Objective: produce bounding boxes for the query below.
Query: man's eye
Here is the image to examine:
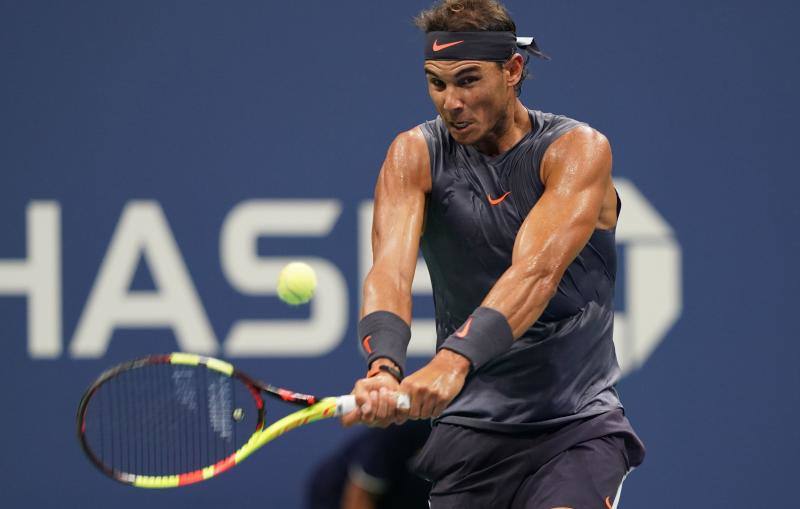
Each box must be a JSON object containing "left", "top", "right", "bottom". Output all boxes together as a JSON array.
[
  {"left": 430, "top": 79, "right": 445, "bottom": 88},
  {"left": 459, "top": 76, "right": 479, "bottom": 86}
]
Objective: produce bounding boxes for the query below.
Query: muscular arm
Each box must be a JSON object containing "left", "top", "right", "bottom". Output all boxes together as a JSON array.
[
  {"left": 342, "top": 128, "right": 430, "bottom": 427},
  {"left": 482, "top": 126, "right": 617, "bottom": 337},
  {"left": 361, "top": 128, "right": 431, "bottom": 324}
]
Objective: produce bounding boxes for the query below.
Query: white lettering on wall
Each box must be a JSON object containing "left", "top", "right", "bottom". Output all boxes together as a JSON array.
[
  {"left": 69, "top": 201, "right": 217, "bottom": 357},
  {"left": 0, "top": 202, "right": 61, "bottom": 358},
  {"left": 221, "top": 200, "right": 347, "bottom": 356},
  {"left": 614, "top": 178, "right": 682, "bottom": 375}
]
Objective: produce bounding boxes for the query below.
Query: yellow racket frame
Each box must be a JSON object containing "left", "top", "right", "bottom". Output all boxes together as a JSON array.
[{"left": 78, "top": 353, "right": 351, "bottom": 489}]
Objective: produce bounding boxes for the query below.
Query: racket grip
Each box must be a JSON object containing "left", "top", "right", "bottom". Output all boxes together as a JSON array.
[
  {"left": 395, "top": 393, "right": 410, "bottom": 410},
  {"left": 336, "top": 393, "right": 411, "bottom": 416},
  {"left": 336, "top": 395, "right": 357, "bottom": 416}
]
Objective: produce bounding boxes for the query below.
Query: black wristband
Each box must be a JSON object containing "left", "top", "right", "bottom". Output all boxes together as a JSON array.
[
  {"left": 367, "top": 364, "right": 403, "bottom": 383},
  {"left": 358, "top": 311, "right": 411, "bottom": 377},
  {"left": 438, "top": 307, "right": 514, "bottom": 371},
  {"left": 379, "top": 364, "right": 402, "bottom": 382}
]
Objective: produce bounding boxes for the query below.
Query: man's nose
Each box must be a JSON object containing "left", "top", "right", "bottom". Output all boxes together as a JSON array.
[{"left": 442, "top": 89, "right": 464, "bottom": 112}]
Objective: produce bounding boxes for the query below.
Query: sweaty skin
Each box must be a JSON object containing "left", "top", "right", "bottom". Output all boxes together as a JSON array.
[{"left": 343, "top": 54, "right": 618, "bottom": 428}]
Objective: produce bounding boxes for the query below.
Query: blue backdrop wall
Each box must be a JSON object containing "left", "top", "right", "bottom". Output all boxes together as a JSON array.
[{"left": 1, "top": 1, "right": 798, "bottom": 507}]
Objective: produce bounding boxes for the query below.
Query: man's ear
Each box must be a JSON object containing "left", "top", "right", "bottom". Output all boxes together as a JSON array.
[{"left": 505, "top": 53, "right": 525, "bottom": 88}]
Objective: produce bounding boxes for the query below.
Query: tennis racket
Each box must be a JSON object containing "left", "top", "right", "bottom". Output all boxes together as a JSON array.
[{"left": 76, "top": 352, "right": 409, "bottom": 488}]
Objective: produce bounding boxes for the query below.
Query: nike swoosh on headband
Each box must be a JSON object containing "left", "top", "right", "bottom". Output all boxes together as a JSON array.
[{"left": 432, "top": 39, "right": 465, "bottom": 51}]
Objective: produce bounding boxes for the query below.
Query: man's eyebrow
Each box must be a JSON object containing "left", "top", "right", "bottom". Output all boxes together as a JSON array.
[
  {"left": 454, "top": 65, "right": 482, "bottom": 77},
  {"left": 424, "top": 65, "right": 482, "bottom": 78}
]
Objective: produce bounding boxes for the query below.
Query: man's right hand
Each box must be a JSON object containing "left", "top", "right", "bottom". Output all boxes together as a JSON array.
[{"left": 342, "top": 361, "right": 406, "bottom": 428}]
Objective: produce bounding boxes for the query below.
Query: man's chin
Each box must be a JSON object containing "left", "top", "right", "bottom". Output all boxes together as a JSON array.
[{"left": 447, "top": 126, "right": 480, "bottom": 145}]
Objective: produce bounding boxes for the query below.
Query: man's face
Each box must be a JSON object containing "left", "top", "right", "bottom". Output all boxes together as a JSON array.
[{"left": 424, "top": 59, "right": 513, "bottom": 145}]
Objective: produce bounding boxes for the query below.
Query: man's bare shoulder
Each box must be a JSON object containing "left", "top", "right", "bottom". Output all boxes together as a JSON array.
[
  {"left": 540, "top": 125, "right": 612, "bottom": 184},
  {"left": 381, "top": 127, "right": 431, "bottom": 192},
  {"left": 388, "top": 126, "right": 429, "bottom": 159}
]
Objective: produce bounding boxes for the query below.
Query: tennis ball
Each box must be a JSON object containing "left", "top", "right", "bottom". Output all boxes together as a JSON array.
[{"left": 277, "top": 262, "right": 317, "bottom": 305}]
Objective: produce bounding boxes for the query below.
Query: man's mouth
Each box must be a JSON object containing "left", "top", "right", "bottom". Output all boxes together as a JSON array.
[{"left": 450, "top": 121, "right": 471, "bottom": 131}]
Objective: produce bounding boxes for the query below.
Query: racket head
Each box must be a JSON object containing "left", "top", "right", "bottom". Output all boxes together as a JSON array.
[{"left": 76, "top": 353, "right": 266, "bottom": 488}]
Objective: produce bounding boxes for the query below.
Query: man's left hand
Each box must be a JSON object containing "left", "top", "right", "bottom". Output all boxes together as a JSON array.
[{"left": 398, "top": 349, "right": 471, "bottom": 421}]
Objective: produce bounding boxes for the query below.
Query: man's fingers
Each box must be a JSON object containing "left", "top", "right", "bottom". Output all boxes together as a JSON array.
[
  {"left": 393, "top": 392, "right": 410, "bottom": 425},
  {"left": 419, "top": 394, "right": 438, "bottom": 419},
  {"left": 375, "top": 387, "right": 391, "bottom": 420},
  {"left": 400, "top": 380, "right": 430, "bottom": 420},
  {"left": 345, "top": 374, "right": 403, "bottom": 427},
  {"left": 340, "top": 408, "right": 361, "bottom": 427},
  {"left": 409, "top": 390, "right": 426, "bottom": 420},
  {"left": 431, "top": 400, "right": 448, "bottom": 419},
  {"left": 361, "top": 397, "right": 375, "bottom": 421}
]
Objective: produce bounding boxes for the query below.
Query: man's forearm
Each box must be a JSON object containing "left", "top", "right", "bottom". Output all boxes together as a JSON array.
[
  {"left": 481, "top": 262, "right": 559, "bottom": 338},
  {"left": 361, "top": 265, "right": 413, "bottom": 322}
]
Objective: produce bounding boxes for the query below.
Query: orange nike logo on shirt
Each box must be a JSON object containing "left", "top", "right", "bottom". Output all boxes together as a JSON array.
[
  {"left": 605, "top": 496, "right": 614, "bottom": 509},
  {"left": 432, "top": 39, "right": 464, "bottom": 51},
  {"left": 487, "top": 191, "right": 511, "bottom": 205},
  {"left": 455, "top": 317, "right": 473, "bottom": 338}
]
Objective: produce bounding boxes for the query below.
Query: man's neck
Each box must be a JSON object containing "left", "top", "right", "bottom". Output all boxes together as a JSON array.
[{"left": 473, "top": 100, "right": 531, "bottom": 157}]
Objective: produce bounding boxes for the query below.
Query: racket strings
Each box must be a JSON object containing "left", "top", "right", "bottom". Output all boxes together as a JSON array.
[{"left": 82, "top": 363, "right": 261, "bottom": 477}]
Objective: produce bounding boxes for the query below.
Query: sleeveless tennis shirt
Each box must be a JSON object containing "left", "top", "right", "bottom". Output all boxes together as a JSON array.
[{"left": 419, "top": 109, "right": 624, "bottom": 432}]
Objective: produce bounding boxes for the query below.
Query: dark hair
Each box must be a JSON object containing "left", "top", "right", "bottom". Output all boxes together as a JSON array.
[{"left": 415, "top": 0, "right": 528, "bottom": 94}]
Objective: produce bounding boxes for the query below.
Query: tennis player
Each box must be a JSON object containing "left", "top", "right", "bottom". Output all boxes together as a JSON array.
[{"left": 343, "top": 1, "right": 645, "bottom": 507}]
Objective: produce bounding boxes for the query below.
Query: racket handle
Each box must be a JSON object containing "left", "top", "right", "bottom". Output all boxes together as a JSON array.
[
  {"left": 336, "top": 393, "right": 411, "bottom": 416},
  {"left": 336, "top": 395, "right": 358, "bottom": 416},
  {"left": 395, "top": 393, "right": 410, "bottom": 410}
]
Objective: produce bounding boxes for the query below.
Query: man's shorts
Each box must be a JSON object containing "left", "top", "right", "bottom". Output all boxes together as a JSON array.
[{"left": 411, "top": 410, "right": 645, "bottom": 509}]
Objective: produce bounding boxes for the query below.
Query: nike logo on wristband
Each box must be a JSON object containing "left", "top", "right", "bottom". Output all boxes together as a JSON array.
[
  {"left": 361, "top": 335, "right": 372, "bottom": 354},
  {"left": 432, "top": 39, "right": 464, "bottom": 52},
  {"left": 455, "top": 317, "right": 473, "bottom": 338}
]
